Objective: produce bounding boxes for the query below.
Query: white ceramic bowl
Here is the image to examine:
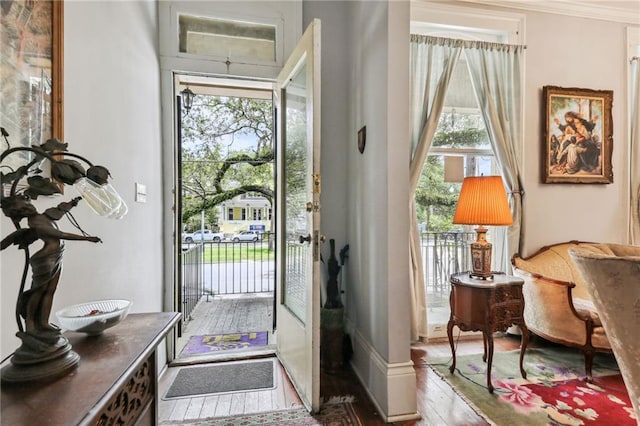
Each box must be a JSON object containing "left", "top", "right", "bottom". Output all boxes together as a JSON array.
[{"left": 56, "top": 299, "right": 131, "bottom": 335}]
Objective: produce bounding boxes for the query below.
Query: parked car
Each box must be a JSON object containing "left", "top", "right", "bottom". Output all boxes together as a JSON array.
[
  {"left": 183, "top": 229, "right": 224, "bottom": 243},
  {"left": 230, "top": 230, "right": 261, "bottom": 242}
]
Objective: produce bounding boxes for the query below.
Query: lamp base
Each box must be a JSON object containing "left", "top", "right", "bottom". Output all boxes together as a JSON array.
[
  {"left": 469, "top": 226, "right": 493, "bottom": 280},
  {"left": 1, "top": 341, "right": 79, "bottom": 384},
  {"left": 469, "top": 271, "right": 494, "bottom": 280}
]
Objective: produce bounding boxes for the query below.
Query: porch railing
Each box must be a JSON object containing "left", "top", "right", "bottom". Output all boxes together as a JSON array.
[
  {"left": 182, "top": 233, "right": 276, "bottom": 298},
  {"left": 179, "top": 231, "right": 474, "bottom": 313},
  {"left": 181, "top": 243, "right": 204, "bottom": 322},
  {"left": 420, "top": 231, "right": 475, "bottom": 307}
]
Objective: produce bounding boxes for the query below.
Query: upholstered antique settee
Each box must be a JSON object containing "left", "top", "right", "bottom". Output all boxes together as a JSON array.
[
  {"left": 570, "top": 245, "right": 640, "bottom": 421},
  {"left": 510, "top": 241, "right": 615, "bottom": 380}
]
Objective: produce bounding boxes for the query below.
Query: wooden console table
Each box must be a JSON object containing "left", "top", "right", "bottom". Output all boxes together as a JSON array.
[
  {"left": 1, "top": 312, "right": 180, "bottom": 425},
  {"left": 447, "top": 272, "right": 528, "bottom": 393}
]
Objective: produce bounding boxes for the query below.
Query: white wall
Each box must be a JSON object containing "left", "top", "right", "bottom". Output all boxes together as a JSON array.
[
  {"left": 518, "top": 9, "right": 633, "bottom": 254},
  {"left": 1, "top": 1, "right": 163, "bottom": 359},
  {"left": 301, "top": 2, "right": 349, "bottom": 299},
  {"left": 408, "top": 1, "right": 636, "bottom": 255},
  {"left": 341, "top": 0, "right": 418, "bottom": 421}
]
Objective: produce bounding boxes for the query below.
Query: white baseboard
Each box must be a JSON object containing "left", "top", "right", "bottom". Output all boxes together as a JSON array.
[
  {"left": 344, "top": 322, "right": 421, "bottom": 423},
  {"left": 426, "top": 326, "right": 482, "bottom": 342}
]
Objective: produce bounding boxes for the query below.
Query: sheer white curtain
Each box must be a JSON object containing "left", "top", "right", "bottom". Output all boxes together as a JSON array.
[
  {"left": 463, "top": 41, "right": 525, "bottom": 270},
  {"left": 630, "top": 57, "right": 640, "bottom": 244},
  {"left": 409, "top": 35, "right": 462, "bottom": 340}
]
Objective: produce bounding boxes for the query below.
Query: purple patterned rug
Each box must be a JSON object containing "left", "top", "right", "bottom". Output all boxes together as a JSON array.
[{"left": 180, "top": 332, "right": 269, "bottom": 356}]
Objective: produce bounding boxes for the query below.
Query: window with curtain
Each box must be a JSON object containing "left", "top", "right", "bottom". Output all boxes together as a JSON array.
[
  {"left": 423, "top": 58, "right": 499, "bottom": 228},
  {"left": 409, "top": 6, "right": 524, "bottom": 341},
  {"left": 417, "top": 53, "right": 504, "bottom": 337}
]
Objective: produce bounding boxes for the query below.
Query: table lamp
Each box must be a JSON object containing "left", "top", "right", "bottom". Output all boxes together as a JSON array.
[
  {"left": 1, "top": 129, "right": 127, "bottom": 383},
  {"left": 453, "top": 175, "right": 513, "bottom": 279}
]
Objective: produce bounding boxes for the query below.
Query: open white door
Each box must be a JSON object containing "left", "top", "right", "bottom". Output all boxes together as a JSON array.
[{"left": 275, "top": 19, "right": 321, "bottom": 413}]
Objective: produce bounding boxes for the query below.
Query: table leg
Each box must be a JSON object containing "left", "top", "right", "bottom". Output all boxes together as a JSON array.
[
  {"left": 482, "top": 332, "right": 487, "bottom": 362},
  {"left": 519, "top": 323, "right": 528, "bottom": 379},
  {"left": 447, "top": 320, "right": 456, "bottom": 374},
  {"left": 485, "top": 331, "right": 494, "bottom": 393}
]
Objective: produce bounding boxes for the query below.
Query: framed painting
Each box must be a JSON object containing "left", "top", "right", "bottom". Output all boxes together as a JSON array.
[
  {"left": 542, "top": 85, "right": 613, "bottom": 184},
  {"left": 1, "top": 0, "right": 63, "bottom": 170}
]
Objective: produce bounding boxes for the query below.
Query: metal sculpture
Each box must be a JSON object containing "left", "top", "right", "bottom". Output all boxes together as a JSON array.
[{"left": 0, "top": 127, "right": 125, "bottom": 383}]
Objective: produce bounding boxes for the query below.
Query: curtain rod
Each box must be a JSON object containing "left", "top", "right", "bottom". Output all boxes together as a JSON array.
[{"left": 410, "top": 34, "right": 527, "bottom": 50}]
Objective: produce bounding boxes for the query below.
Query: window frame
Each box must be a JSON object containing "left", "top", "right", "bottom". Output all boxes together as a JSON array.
[
  {"left": 171, "top": 6, "right": 283, "bottom": 67},
  {"left": 178, "top": 13, "right": 277, "bottom": 63},
  {"left": 158, "top": 1, "right": 302, "bottom": 79},
  {"left": 410, "top": 1, "right": 525, "bottom": 45}
]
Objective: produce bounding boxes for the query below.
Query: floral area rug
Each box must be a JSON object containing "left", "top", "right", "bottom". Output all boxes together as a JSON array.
[
  {"left": 159, "top": 402, "right": 362, "bottom": 425},
  {"left": 427, "top": 347, "right": 636, "bottom": 425},
  {"left": 180, "top": 332, "right": 268, "bottom": 356}
]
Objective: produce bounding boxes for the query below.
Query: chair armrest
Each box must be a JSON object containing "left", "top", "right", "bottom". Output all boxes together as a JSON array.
[{"left": 512, "top": 267, "right": 591, "bottom": 346}]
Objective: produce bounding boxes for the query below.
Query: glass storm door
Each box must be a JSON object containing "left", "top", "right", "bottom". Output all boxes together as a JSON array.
[{"left": 275, "top": 19, "right": 321, "bottom": 413}]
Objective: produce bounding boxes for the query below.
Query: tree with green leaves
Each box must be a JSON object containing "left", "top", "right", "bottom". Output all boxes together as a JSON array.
[
  {"left": 181, "top": 95, "right": 274, "bottom": 225},
  {"left": 415, "top": 111, "right": 489, "bottom": 231},
  {"left": 415, "top": 156, "right": 460, "bottom": 231}
]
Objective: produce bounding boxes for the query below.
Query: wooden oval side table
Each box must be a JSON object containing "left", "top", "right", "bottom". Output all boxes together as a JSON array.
[{"left": 447, "top": 272, "right": 528, "bottom": 393}]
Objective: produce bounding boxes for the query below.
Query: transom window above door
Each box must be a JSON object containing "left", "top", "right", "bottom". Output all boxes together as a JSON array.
[
  {"left": 179, "top": 14, "right": 276, "bottom": 62},
  {"left": 159, "top": 1, "right": 301, "bottom": 78}
]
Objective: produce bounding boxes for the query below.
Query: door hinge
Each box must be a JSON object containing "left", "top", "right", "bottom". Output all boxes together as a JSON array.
[{"left": 307, "top": 201, "right": 321, "bottom": 212}]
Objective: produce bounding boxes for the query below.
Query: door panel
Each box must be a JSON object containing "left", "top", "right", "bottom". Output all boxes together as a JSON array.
[{"left": 275, "top": 19, "right": 321, "bottom": 413}]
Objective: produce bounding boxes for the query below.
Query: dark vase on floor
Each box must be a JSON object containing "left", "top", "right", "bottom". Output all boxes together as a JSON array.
[{"left": 321, "top": 239, "right": 344, "bottom": 373}]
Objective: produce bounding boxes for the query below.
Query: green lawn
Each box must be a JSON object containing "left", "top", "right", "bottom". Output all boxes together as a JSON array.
[{"left": 202, "top": 244, "right": 275, "bottom": 263}]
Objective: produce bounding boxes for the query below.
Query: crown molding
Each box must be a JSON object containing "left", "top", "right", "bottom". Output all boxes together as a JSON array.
[{"left": 458, "top": 0, "right": 640, "bottom": 25}]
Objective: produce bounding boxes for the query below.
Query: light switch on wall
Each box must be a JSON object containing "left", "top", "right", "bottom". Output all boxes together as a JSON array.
[{"left": 135, "top": 183, "right": 147, "bottom": 203}]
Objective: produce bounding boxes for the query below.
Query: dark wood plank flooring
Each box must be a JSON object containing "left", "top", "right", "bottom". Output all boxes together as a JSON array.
[
  {"left": 160, "top": 297, "right": 600, "bottom": 425},
  {"left": 159, "top": 333, "right": 533, "bottom": 424},
  {"left": 324, "top": 334, "right": 528, "bottom": 426}
]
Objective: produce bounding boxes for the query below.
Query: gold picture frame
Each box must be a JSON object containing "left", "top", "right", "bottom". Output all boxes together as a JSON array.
[
  {"left": 542, "top": 85, "right": 613, "bottom": 184},
  {"left": 1, "top": 0, "right": 64, "bottom": 159}
]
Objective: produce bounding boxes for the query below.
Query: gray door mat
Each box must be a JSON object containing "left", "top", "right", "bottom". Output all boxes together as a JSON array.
[{"left": 164, "top": 359, "right": 275, "bottom": 399}]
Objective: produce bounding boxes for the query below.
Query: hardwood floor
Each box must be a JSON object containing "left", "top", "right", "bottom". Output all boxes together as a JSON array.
[
  {"left": 394, "top": 336, "right": 511, "bottom": 426},
  {"left": 160, "top": 296, "right": 571, "bottom": 424},
  {"left": 158, "top": 332, "right": 532, "bottom": 424},
  {"left": 328, "top": 334, "right": 527, "bottom": 426}
]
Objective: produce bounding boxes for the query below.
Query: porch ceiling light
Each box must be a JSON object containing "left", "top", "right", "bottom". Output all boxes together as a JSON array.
[{"left": 181, "top": 86, "right": 196, "bottom": 113}]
